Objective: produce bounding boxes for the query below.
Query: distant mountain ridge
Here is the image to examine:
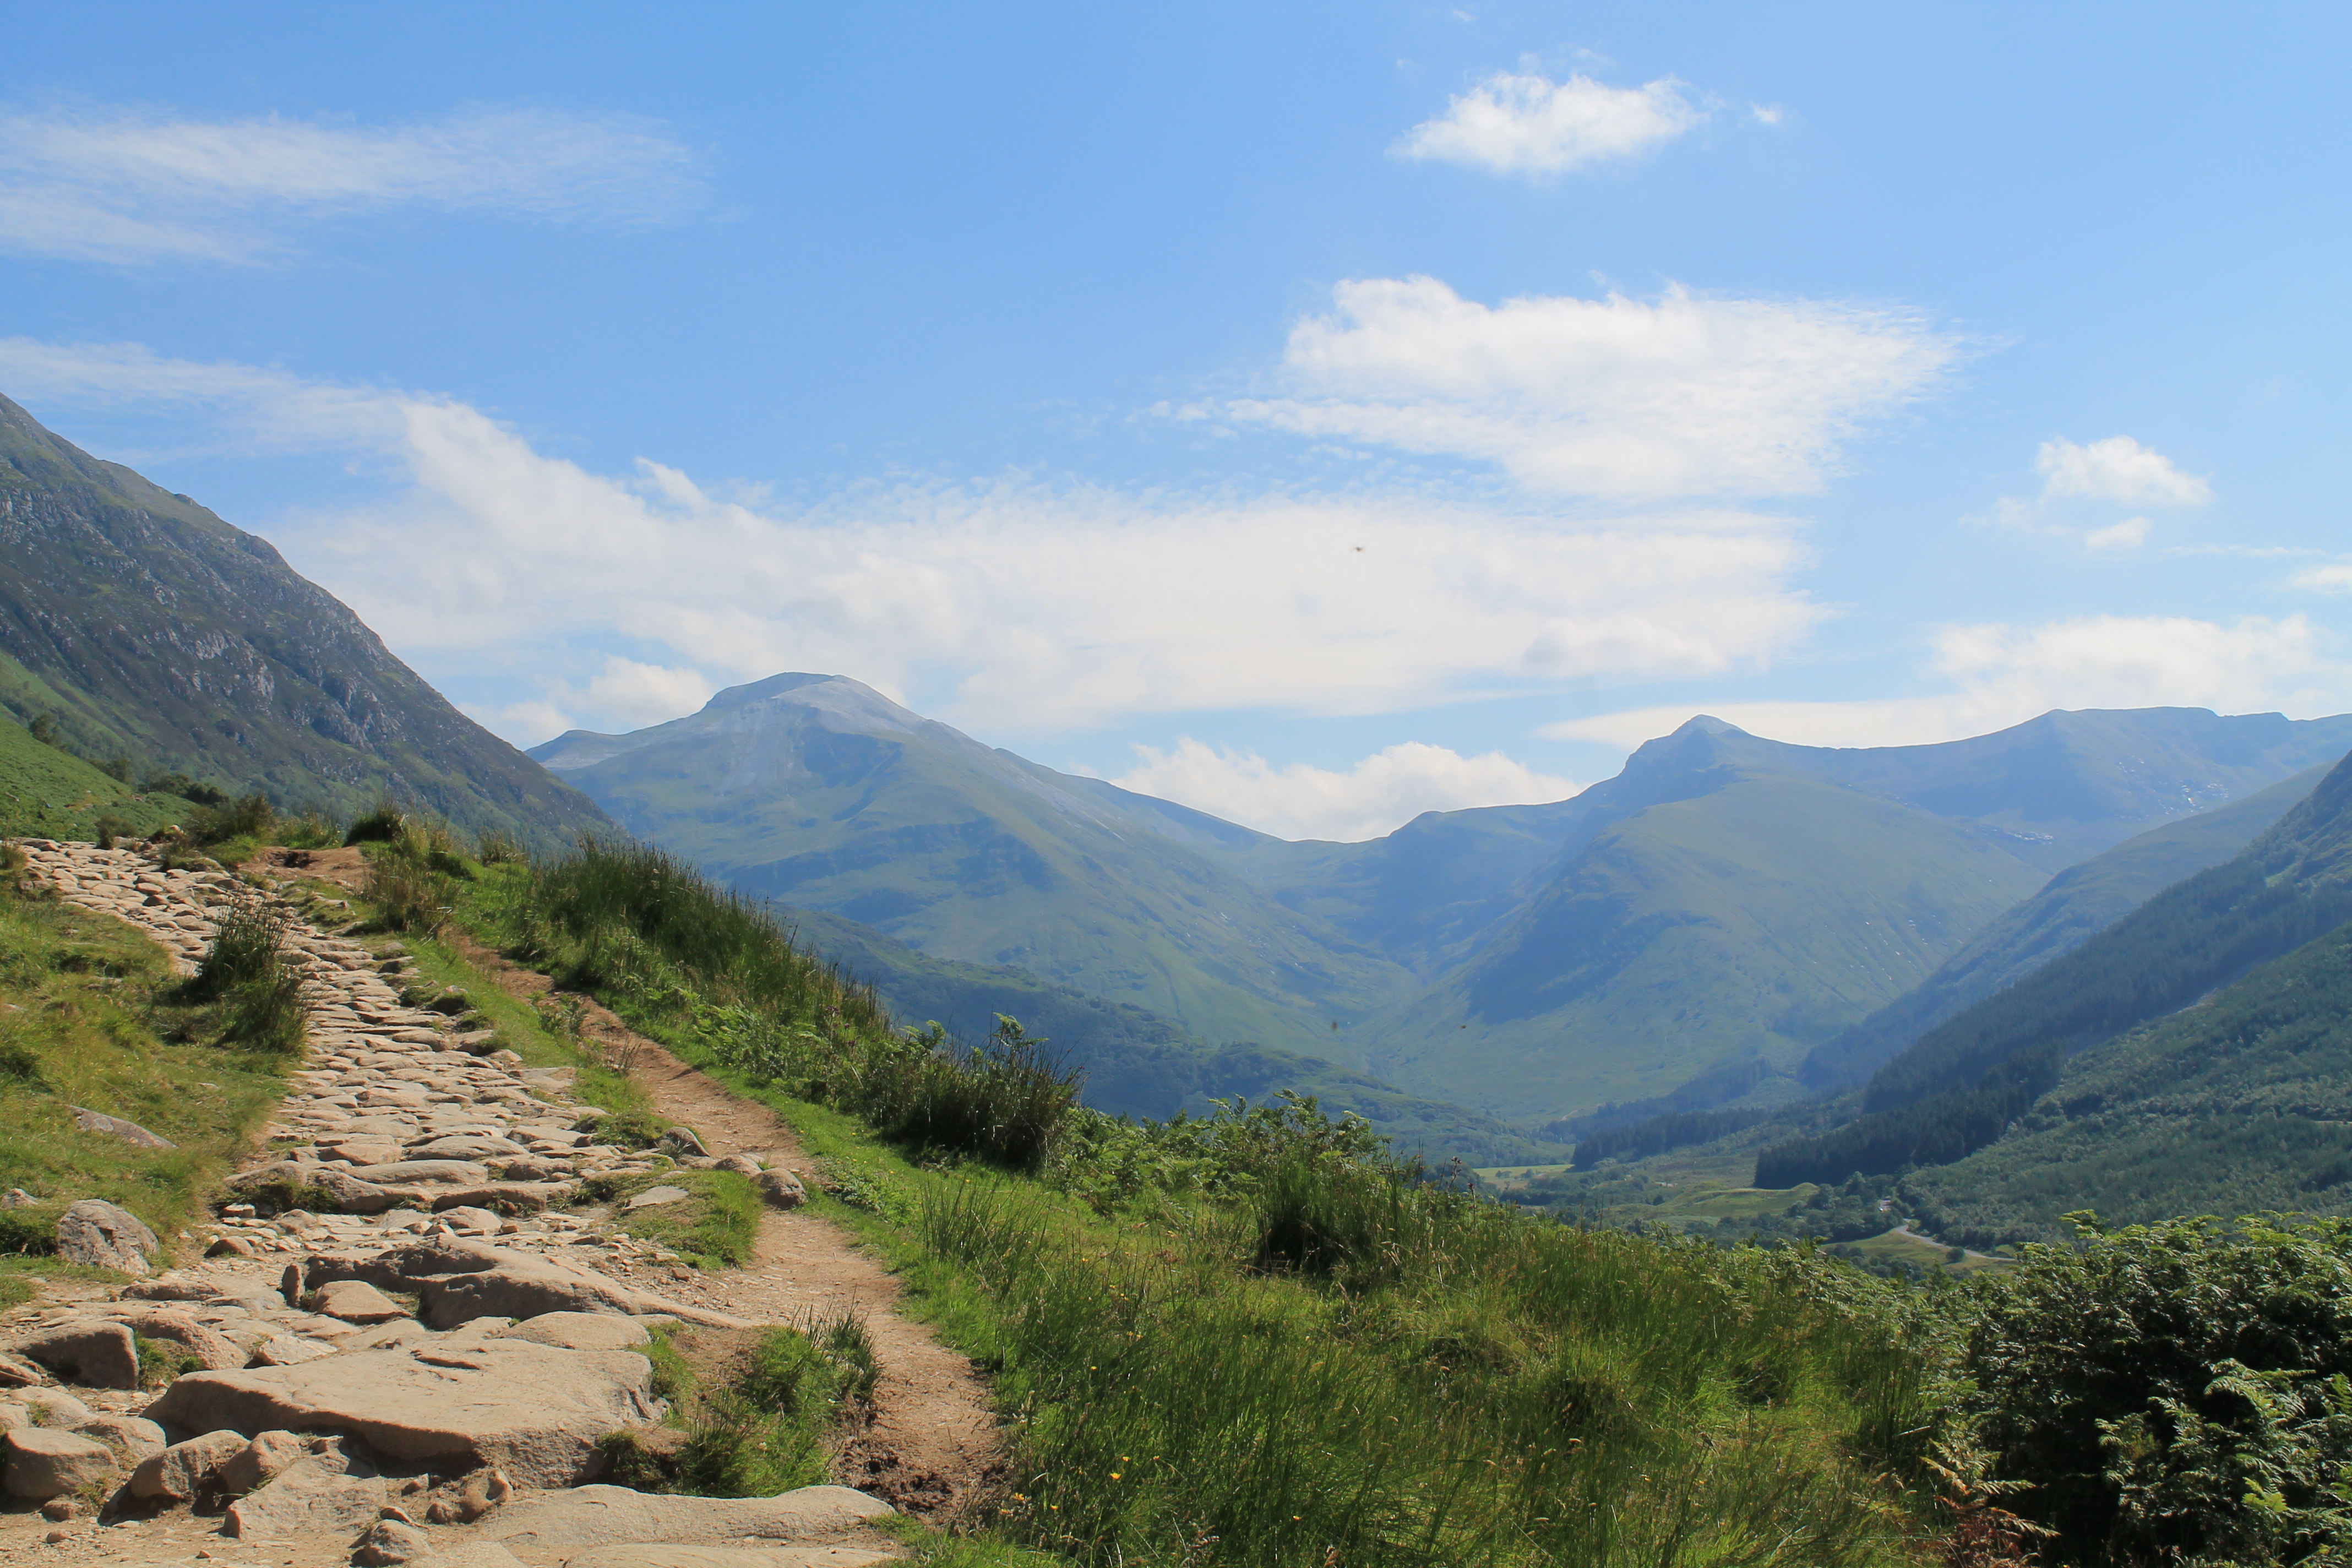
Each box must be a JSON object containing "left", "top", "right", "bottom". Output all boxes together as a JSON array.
[
  {"left": 0, "top": 394, "right": 608, "bottom": 848},
  {"left": 540, "top": 672, "right": 2352, "bottom": 1126}
]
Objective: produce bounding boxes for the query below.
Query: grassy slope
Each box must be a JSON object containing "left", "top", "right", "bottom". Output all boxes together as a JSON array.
[
  {"left": 1905, "top": 924, "right": 2352, "bottom": 1245},
  {"left": 0, "top": 713, "right": 205, "bottom": 841},
  {"left": 1369, "top": 771, "right": 2048, "bottom": 1120},
  {"left": 1800, "top": 761, "right": 2330, "bottom": 1092},
  {"left": 0, "top": 878, "right": 289, "bottom": 1292}
]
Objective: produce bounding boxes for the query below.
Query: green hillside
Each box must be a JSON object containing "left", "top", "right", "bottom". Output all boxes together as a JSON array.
[
  {"left": 532, "top": 673, "right": 1419, "bottom": 1059},
  {"left": 1366, "top": 769, "right": 2047, "bottom": 1119},
  {"left": 0, "top": 711, "right": 202, "bottom": 841},
  {"left": 0, "top": 393, "right": 609, "bottom": 849},
  {"left": 1799, "top": 760, "right": 2330, "bottom": 1092},
  {"left": 1758, "top": 748, "right": 2352, "bottom": 1187},
  {"left": 1904, "top": 924, "right": 2352, "bottom": 1244},
  {"left": 788, "top": 903, "right": 1571, "bottom": 1165}
]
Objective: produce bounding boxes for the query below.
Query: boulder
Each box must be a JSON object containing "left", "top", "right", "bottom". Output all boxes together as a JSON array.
[
  {"left": 128, "top": 1428, "right": 249, "bottom": 1501},
  {"left": 2, "top": 1428, "right": 119, "bottom": 1501},
  {"left": 564, "top": 1548, "right": 900, "bottom": 1568},
  {"left": 409, "top": 1135, "right": 530, "bottom": 1162},
  {"left": 421, "top": 1261, "right": 751, "bottom": 1331},
  {"left": 355, "top": 1518, "right": 436, "bottom": 1565},
  {"left": 217, "top": 1429, "right": 313, "bottom": 1494},
  {"left": 315, "top": 1280, "right": 412, "bottom": 1324},
  {"left": 54, "top": 1198, "right": 158, "bottom": 1273},
  {"left": 430, "top": 1183, "right": 568, "bottom": 1214},
  {"left": 755, "top": 1170, "right": 807, "bottom": 1210},
  {"left": 7, "top": 1320, "right": 138, "bottom": 1389},
  {"left": 481, "top": 1485, "right": 894, "bottom": 1555},
  {"left": 72, "top": 1412, "right": 165, "bottom": 1461},
  {"left": 226, "top": 1448, "right": 387, "bottom": 1539},
  {"left": 711, "top": 1154, "right": 764, "bottom": 1178},
  {"left": 143, "top": 1341, "right": 663, "bottom": 1488},
  {"left": 16, "top": 1389, "right": 91, "bottom": 1425},
  {"left": 345, "top": 1161, "right": 492, "bottom": 1186},
  {"left": 233, "top": 1162, "right": 410, "bottom": 1215},
  {"left": 122, "top": 1273, "right": 218, "bottom": 1302},
  {"left": 494, "top": 1313, "right": 649, "bottom": 1353}
]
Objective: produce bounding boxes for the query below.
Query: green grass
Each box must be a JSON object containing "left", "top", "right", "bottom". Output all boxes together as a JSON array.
[
  {"left": 0, "top": 880, "right": 291, "bottom": 1272},
  {"left": 601, "top": 1320, "right": 878, "bottom": 1498},
  {"left": 582, "top": 1167, "right": 762, "bottom": 1269},
  {"left": 0, "top": 716, "right": 204, "bottom": 842}
]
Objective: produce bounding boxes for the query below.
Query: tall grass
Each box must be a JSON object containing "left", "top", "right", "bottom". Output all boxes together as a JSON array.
[
  {"left": 493, "top": 835, "right": 1079, "bottom": 1169},
  {"left": 921, "top": 1164, "right": 1943, "bottom": 1567},
  {"left": 186, "top": 899, "right": 307, "bottom": 1054}
]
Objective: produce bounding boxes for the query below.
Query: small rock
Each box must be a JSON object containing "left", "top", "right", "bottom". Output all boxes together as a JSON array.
[
  {"left": 0, "top": 1188, "right": 35, "bottom": 1209},
  {"left": 217, "top": 1428, "right": 312, "bottom": 1494},
  {"left": 456, "top": 1464, "right": 514, "bottom": 1521},
  {"left": 354, "top": 1517, "right": 434, "bottom": 1565},
  {"left": 6, "top": 1320, "right": 138, "bottom": 1389},
  {"left": 43, "top": 1528, "right": 70, "bottom": 1545},
  {"left": 130, "top": 1427, "right": 249, "bottom": 1501},
  {"left": 711, "top": 1153, "right": 764, "bottom": 1177},
  {"left": 655, "top": 1126, "right": 707, "bottom": 1159},
  {"left": 754, "top": 1170, "right": 807, "bottom": 1210},
  {"left": 314, "top": 1280, "right": 411, "bottom": 1324},
  {"left": 38, "top": 1498, "right": 79, "bottom": 1521},
  {"left": 53, "top": 1197, "right": 159, "bottom": 1274},
  {"left": 73, "top": 1412, "right": 166, "bottom": 1461},
  {"left": 0, "top": 1351, "right": 48, "bottom": 1387},
  {"left": 69, "top": 1106, "right": 176, "bottom": 1149},
  {"left": 2, "top": 1428, "right": 119, "bottom": 1501},
  {"left": 625, "top": 1185, "right": 690, "bottom": 1211},
  {"left": 207, "top": 1234, "right": 257, "bottom": 1258}
]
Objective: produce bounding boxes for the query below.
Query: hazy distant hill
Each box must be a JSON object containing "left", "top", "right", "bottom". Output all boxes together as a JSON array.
[
  {"left": 1799, "top": 761, "right": 2331, "bottom": 1093},
  {"left": 0, "top": 394, "right": 609, "bottom": 848},
  {"left": 540, "top": 674, "right": 2352, "bottom": 1127}
]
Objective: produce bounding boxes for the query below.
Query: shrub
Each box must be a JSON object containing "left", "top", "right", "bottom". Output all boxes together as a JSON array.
[
  {"left": 91, "top": 812, "right": 135, "bottom": 851},
  {"left": 189, "top": 792, "right": 274, "bottom": 847},
  {"left": 344, "top": 801, "right": 406, "bottom": 845},
  {"left": 0, "top": 1206, "right": 58, "bottom": 1255},
  {"left": 96, "top": 755, "right": 132, "bottom": 783},
  {"left": 187, "top": 900, "right": 307, "bottom": 1054},
  {"left": 274, "top": 811, "right": 340, "bottom": 850},
  {"left": 1967, "top": 1212, "right": 2352, "bottom": 1565},
  {"left": 477, "top": 830, "right": 526, "bottom": 865},
  {"left": 26, "top": 712, "right": 59, "bottom": 747}
]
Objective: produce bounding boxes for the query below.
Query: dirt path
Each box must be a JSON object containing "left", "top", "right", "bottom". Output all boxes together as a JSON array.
[{"left": 443, "top": 928, "right": 1001, "bottom": 1515}]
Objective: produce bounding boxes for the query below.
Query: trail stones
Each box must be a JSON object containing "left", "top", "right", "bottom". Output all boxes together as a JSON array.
[
  {"left": 115, "top": 1309, "right": 244, "bottom": 1370},
  {"left": 315, "top": 1279, "right": 412, "bottom": 1323},
  {"left": 144, "top": 1340, "right": 664, "bottom": 1487},
  {"left": 217, "top": 1428, "right": 312, "bottom": 1494},
  {"left": 480, "top": 1484, "right": 896, "bottom": 1555},
  {"left": 55, "top": 1197, "right": 159, "bottom": 1273},
  {"left": 2, "top": 1428, "right": 118, "bottom": 1501},
  {"left": 356, "top": 1517, "right": 437, "bottom": 1564},
  {"left": 626, "top": 1184, "right": 689, "bottom": 1210},
  {"left": 494, "top": 1311, "right": 650, "bottom": 1352},
  {"left": 755, "top": 1169, "right": 808, "bottom": 1209},
  {"left": 656, "top": 1126, "right": 707, "bottom": 1159},
  {"left": 129, "top": 1428, "right": 249, "bottom": 1501},
  {"left": 564, "top": 1548, "right": 900, "bottom": 1568},
  {"left": 0, "top": 1352, "right": 46, "bottom": 1387},
  {"left": 72, "top": 1412, "right": 165, "bottom": 1461},
  {"left": 6, "top": 1320, "right": 138, "bottom": 1389},
  {"left": 226, "top": 1441, "right": 386, "bottom": 1539},
  {"left": 69, "top": 1106, "right": 175, "bottom": 1149}
]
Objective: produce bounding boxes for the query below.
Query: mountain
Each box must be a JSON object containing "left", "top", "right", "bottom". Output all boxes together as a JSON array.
[
  {"left": 0, "top": 394, "right": 608, "bottom": 848},
  {"left": 531, "top": 673, "right": 1419, "bottom": 1059},
  {"left": 540, "top": 675, "right": 2352, "bottom": 1128},
  {"left": 1756, "top": 747, "right": 2352, "bottom": 1188},
  {"left": 1798, "top": 761, "right": 2332, "bottom": 1092}
]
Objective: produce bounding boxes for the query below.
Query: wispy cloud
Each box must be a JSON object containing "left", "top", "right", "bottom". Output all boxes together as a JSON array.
[
  {"left": 1107, "top": 738, "right": 1580, "bottom": 842},
  {"left": 1194, "top": 276, "right": 1957, "bottom": 496},
  {"left": 2084, "top": 516, "right": 2150, "bottom": 553},
  {"left": 2036, "top": 435, "right": 2212, "bottom": 505},
  {"left": 2291, "top": 563, "right": 2352, "bottom": 595},
  {"left": 1393, "top": 71, "right": 1702, "bottom": 175},
  {"left": 0, "top": 339, "right": 1826, "bottom": 748},
  {"left": 1547, "top": 612, "right": 2345, "bottom": 750},
  {"left": 0, "top": 104, "right": 700, "bottom": 264}
]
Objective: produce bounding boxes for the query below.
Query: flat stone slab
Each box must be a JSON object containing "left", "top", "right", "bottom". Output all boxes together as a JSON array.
[
  {"left": 346, "top": 1159, "right": 492, "bottom": 1185},
  {"left": 481, "top": 1485, "right": 894, "bottom": 1554},
  {"left": 625, "top": 1185, "right": 690, "bottom": 1210},
  {"left": 144, "top": 1340, "right": 662, "bottom": 1487},
  {"left": 564, "top": 1548, "right": 902, "bottom": 1568},
  {"left": 494, "top": 1311, "right": 650, "bottom": 1352}
]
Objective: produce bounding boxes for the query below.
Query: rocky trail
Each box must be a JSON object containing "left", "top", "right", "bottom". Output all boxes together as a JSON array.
[{"left": 0, "top": 840, "right": 998, "bottom": 1567}]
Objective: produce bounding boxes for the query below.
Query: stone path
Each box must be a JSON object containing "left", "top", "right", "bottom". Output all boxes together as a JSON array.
[{"left": 0, "top": 839, "right": 998, "bottom": 1566}]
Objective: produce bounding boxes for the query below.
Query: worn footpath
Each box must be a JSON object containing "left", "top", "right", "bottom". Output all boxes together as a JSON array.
[{"left": 0, "top": 840, "right": 997, "bottom": 1567}]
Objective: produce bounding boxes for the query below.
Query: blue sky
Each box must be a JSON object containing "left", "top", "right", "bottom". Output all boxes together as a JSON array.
[{"left": 6, "top": 3, "right": 2350, "bottom": 839}]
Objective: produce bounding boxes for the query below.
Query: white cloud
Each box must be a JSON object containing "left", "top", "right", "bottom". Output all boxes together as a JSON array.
[
  {"left": 2292, "top": 564, "right": 2352, "bottom": 595},
  {"left": 2084, "top": 516, "right": 2150, "bottom": 553},
  {"left": 1201, "top": 276, "right": 1956, "bottom": 496},
  {"left": 1393, "top": 70, "right": 1703, "bottom": 175},
  {"left": 2037, "top": 435, "right": 2212, "bottom": 505},
  {"left": 1547, "top": 613, "right": 2346, "bottom": 751},
  {"left": 1750, "top": 104, "right": 1786, "bottom": 127},
  {"left": 0, "top": 340, "right": 1826, "bottom": 741},
  {"left": 0, "top": 104, "right": 699, "bottom": 264},
  {"left": 1109, "top": 738, "right": 1579, "bottom": 842}
]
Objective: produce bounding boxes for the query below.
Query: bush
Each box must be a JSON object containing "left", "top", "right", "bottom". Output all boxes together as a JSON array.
[
  {"left": 189, "top": 793, "right": 274, "bottom": 847},
  {"left": 477, "top": 830, "right": 526, "bottom": 865},
  {"left": 344, "top": 801, "right": 406, "bottom": 845},
  {"left": 91, "top": 812, "right": 135, "bottom": 851},
  {"left": 96, "top": 755, "right": 131, "bottom": 784},
  {"left": 0, "top": 1206, "right": 58, "bottom": 1255},
  {"left": 274, "top": 812, "right": 341, "bottom": 850},
  {"left": 1967, "top": 1212, "right": 2352, "bottom": 1565}
]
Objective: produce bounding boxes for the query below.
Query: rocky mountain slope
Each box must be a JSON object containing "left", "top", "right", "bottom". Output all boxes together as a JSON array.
[{"left": 0, "top": 394, "right": 608, "bottom": 848}]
